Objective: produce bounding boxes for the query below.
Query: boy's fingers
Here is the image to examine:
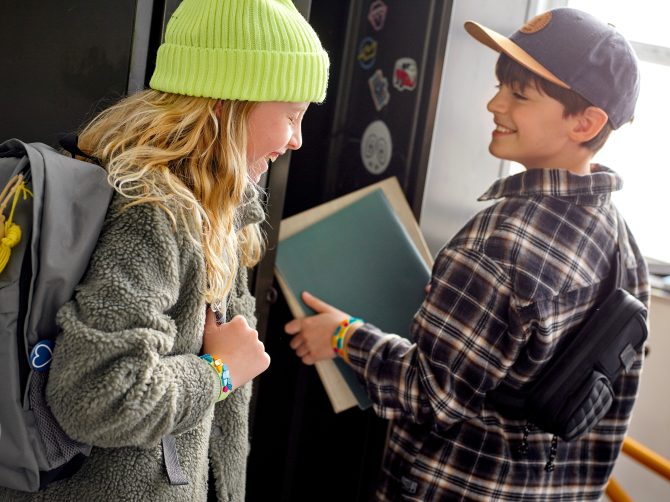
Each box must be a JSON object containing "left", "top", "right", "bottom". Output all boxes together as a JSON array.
[
  {"left": 289, "top": 336, "right": 303, "bottom": 350},
  {"left": 284, "top": 319, "right": 300, "bottom": 335},
  {"left": 301, "top": 291, "right": 333, "bottom": 313}
]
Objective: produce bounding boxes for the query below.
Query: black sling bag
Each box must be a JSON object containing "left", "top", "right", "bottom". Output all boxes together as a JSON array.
[{"left": 487, "top": 216, "right": 648, "bottom": 442}]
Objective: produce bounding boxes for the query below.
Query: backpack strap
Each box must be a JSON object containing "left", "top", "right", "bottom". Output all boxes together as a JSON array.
[{"left": 57, "top": 133, "right": 101, "bottom": 165}]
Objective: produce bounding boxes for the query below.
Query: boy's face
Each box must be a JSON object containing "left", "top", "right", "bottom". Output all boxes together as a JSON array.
[{"left": 486, "top": 81, "right": 577, "bottom": 170}]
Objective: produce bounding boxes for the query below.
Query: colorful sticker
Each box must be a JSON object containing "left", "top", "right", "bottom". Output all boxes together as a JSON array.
[
  {"left": 368, "top": 69, "right": 390, "bottom": 111},
  {"left": 357, "top": 36, "right": 378, "bottom": 70},
  {"left": 360, "top": 120, "right": 392, "bottom": 175},
  {"left": 367, "top": 0, "right": 388, "bottom": 32},
  {"left": 393, "top": 57, "right": 418, "bottom": 92}
]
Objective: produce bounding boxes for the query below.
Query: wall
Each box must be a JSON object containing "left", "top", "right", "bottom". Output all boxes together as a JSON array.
[{"left": 419, "top": 0, "right": 529, "bottom": 254}]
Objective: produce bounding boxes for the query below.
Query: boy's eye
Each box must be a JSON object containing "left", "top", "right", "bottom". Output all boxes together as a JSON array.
[{"left": 512, "top": 91, "right": 527, "bottom": 100}]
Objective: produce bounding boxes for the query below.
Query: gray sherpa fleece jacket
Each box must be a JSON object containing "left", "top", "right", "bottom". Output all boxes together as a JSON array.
[
  {"left": 1, "top": 188, "right": 264, "bottom": 502},
  {"left": 210, "top": 192, "right": 265, "bottom": 502}
]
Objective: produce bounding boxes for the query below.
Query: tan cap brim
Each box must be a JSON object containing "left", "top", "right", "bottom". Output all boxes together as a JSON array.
[{"left": 464, "top": 21, "right": 570, "bottom": 90}]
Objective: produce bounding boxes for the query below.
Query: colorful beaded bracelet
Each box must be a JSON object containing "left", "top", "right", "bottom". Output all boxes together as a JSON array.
[
  {"left": 331, "top": 317, "right": 363, "bottom": 363},
  {"left": 200, "top": 353, "right": 233, "bottom": 402}
]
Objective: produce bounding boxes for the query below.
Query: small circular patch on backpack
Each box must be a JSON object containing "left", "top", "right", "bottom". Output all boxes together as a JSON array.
[{"left": 520, "top": 12, "right": 552, "bottom": 33}]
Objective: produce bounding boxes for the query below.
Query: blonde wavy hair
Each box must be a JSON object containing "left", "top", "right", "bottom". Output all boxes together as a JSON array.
[{"left": 78, "top": 89, "right": 263, "bottom": 306}]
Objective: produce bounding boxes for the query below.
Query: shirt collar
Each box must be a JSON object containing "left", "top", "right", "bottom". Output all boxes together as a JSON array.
[{"left": 478, "top": 165, "right": 623, "bottom": 206}]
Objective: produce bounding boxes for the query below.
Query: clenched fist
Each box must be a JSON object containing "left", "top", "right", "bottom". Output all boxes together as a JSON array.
[{"left": 203, "top": 311, "right": 270, "bottom": 389}]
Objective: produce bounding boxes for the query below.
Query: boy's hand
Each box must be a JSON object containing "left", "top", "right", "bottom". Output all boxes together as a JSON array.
[
  {"left": 203, "top": 311, "right": 270, "bottom": 389},
  {"left": 285, "top": 291, "right": 352, "bottom": 365}
]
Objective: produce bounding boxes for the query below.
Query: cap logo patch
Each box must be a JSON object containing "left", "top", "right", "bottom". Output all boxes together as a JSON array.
[{"left": 520, "top": 12, "right": 552, "bottom": 34}]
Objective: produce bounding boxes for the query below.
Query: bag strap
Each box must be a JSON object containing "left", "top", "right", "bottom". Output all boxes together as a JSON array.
[
  {"left": 57, "top": 133, "right": 101, "bottom": 165},
  {"left": 486, "top": 211, "right": 629, "bottom": 416},
  {"left": 615, "top": 213, "right": 628, "bottom": 290}
]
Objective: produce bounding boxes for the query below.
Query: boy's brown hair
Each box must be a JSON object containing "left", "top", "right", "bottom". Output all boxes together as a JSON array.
[{"left": 495, "top": 53, "right": 613, "bottom": 152}]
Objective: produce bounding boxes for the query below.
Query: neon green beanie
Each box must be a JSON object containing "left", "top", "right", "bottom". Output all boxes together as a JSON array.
[{"left": 150, "top": 0, "right": 329, "bottom": 103}]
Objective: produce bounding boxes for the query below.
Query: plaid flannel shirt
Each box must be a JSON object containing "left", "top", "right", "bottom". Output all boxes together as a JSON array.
[{"left": 347, "top": 166, "right": 649, "bottom": 501}]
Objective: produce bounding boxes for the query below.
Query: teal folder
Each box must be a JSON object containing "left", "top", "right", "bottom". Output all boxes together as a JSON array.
[{"left": 276, "top": 188, "right": 431, "bottom": 409}]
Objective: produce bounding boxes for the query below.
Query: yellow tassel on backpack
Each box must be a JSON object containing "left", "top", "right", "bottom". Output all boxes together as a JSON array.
[{"left": 0, "top": 174, "right": 33, "bottom": 273}]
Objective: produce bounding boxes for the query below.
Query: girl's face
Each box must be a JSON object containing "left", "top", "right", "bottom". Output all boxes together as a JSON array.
[{"left": 246, "top": 101, "right": 309, "bottom": 183}]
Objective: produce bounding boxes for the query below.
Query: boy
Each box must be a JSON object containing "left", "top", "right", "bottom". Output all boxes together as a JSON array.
[{"left": 285, "top": 8, "right": 649, "bottom": 501}]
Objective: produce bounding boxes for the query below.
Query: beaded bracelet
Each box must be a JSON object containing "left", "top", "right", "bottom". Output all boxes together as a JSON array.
[
  {"left": 200, "top": 354, "right": 233, "bottom": 402},
  {"left": 331, "top": 317, "right": 363, "bottom": 363}
]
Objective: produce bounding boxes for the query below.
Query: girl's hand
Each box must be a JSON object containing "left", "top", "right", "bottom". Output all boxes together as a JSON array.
[
  {"left": 284, "top": 291, "right": 354, "bottom": 365},
  {"left": 203, "top": 311, "right": 270, "bottom": 389}
]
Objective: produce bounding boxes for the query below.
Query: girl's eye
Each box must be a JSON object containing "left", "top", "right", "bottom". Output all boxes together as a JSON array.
[
  {"left": 288, "top": 115, "right": 297, "bottom": 125},
  {"left": 513, "top": 91, "right": 527, "bottom": 100}
]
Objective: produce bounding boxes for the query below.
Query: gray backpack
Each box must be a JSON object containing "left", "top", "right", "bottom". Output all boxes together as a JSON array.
[{"left": 0, "top": 138, "right": 113, "bottom": 492}]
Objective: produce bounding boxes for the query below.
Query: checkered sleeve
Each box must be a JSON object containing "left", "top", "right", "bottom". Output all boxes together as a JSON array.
[{"left": 347, "top": 246, "right": 523, "bottom": 426}]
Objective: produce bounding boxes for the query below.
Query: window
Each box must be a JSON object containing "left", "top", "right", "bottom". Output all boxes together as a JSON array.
[
  {"left": 510, "top": 1, "right": 670, "bottom": 265},
  {"left": 567, "top": 1, "right": 670, "bottom": 264}
]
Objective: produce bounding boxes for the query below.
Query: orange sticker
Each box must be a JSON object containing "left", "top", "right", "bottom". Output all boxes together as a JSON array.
[{"left": 520, "top": 12, "right": 552, "bottom": 34}]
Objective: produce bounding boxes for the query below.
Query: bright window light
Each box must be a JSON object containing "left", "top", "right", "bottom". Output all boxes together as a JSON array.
[{"left": 566, "top": 0, "right": 670, "bottom": 263}]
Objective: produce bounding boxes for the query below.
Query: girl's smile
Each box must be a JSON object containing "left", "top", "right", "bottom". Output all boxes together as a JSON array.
[{"left": 246, "top": 102, "right": 308, "bottom": 182}]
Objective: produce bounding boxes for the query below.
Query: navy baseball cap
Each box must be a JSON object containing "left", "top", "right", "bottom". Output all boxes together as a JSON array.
[{"left": 465, "top": 8, "right": 640, "bottom": 129}]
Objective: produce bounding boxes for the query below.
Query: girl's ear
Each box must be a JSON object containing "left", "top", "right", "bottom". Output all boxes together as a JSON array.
[
  {"left": 570, "top": 106, "right": 609, "bottom": 142},
  {"left": 214, "top": 100, "right": 222, "bottom": 119}
]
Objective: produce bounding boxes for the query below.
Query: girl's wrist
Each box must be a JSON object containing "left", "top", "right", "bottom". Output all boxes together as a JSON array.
[{"left": 200, "top": 353, "right": 233, "bottom": 402}]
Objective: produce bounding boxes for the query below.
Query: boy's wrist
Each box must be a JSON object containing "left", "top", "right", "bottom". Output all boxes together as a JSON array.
[
  {"left": 331, "top": 317, "right": 364, "bottom": 364},
  {"left": 343, "top": 320, "right": 364, "bottom": 358}
]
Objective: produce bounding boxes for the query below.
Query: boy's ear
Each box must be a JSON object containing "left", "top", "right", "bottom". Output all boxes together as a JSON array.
[{"left": 570, "top": 106, "right": 609, "bottom": 143}]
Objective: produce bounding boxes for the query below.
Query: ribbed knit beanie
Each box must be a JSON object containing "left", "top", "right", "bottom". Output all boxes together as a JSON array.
[{"left": 150, "top": 0, "right": 329, "bottom": 102}]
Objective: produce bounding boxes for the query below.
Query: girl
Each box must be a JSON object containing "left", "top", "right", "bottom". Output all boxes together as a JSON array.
[{"left": 3, "top": 0, "right": 329, "bottom": 500}]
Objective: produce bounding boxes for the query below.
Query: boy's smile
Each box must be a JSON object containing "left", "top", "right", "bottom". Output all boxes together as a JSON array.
[
  {"left": 493, "top": 123, "right": 517, "bottom": 135},
  {"left": 487, "top": 82, "right": 581, "bottom": 172}
]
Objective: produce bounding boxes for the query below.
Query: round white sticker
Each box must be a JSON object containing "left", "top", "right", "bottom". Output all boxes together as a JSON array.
[{"left": 360, "top": 120, "right": 392, "bottom": 175}]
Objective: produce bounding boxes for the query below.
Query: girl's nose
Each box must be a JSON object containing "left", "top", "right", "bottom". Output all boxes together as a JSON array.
[{"left": 288, "top": 126, "right": 303, "bottom": 151}]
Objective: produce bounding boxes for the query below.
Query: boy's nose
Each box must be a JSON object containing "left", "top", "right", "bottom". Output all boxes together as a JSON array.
[{"left": 487, "top": 91, "right": 506, "bottom": 114}]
